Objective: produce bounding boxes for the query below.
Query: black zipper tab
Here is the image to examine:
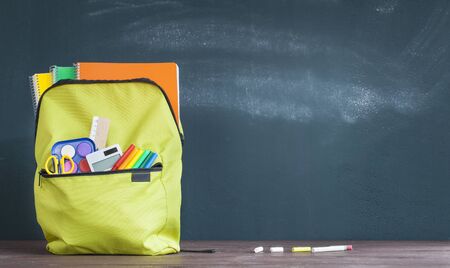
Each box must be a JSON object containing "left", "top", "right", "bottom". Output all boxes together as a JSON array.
[{"left": 131, "top": 172, "right": 151, "bottom": 182}]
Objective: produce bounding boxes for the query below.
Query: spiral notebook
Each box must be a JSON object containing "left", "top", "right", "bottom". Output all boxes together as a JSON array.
[
  {"left": 76, "top": 62, "right": 180, "bottom": 124},
  {"left": 50, "top": 65, "right": 76, "bottom": 83},
  {"left": 29, "top": 72, "right": 52, "bottom": 114}
]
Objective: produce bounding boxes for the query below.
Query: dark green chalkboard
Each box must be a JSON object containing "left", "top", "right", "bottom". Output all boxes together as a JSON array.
[{"left": 0, "top": 0, "right": 449, "bottom": 240}]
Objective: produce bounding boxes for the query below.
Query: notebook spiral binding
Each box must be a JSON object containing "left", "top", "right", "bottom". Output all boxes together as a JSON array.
[
  {"left": 49, "top": 65, "right": 57, "bottom": 84},
  {"left": 74, "top": 63, "right": 80, "bottom": 80},
  {"left": 29, "top": 75, "right": 39, "bottom": 115}
]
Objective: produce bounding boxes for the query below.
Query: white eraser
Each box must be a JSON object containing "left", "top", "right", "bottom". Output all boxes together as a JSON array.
[
  {"left": 254, "top": 246, "right": 264, "bottom": 253},
  {"left": 270, "top": 247, "right": 284, "bottom": 253}
]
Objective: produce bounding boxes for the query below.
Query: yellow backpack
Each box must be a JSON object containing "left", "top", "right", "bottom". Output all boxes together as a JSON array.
[{"left": 34, "top": 79, "right": 183, "bottom": 255}]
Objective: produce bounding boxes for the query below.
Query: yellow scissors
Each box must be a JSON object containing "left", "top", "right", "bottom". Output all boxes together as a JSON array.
[{"left": 45, "top": 155, "right": 75, "bottom": 175}]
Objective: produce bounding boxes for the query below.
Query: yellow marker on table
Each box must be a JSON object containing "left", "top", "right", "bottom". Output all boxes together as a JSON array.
[
  {"left": 124, "top": 149, "right": 143, "bottom": 169},
  {"left": 292, "top": 247, "right": 312, "bottom": 253}
]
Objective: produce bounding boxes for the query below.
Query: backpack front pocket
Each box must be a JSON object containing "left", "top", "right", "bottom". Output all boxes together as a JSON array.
[{"left": 35, "top": 167, "right": 175, "bottom": 255}]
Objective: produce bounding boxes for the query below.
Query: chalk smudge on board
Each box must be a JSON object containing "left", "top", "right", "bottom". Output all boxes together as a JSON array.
[
  {"left": 375, "top": 0, "right": 398, "bottom": 14},
  {"left": 182, "top": 62, "right": 426, "bottom": 123},
  {"left": 125, "top": 21, "right": 427, "bottom": 123},
  {"left": 400, "top": 1, "right": 450, "bottom": 79},
  {"left": 120, "top": 20, "right": 335, "bottom": 57},
  {"left": 87, "top": 0, "right": 183, "bottom": 17},
  {"left": 84, "top": 0, "right": 432, "bottom": 123}
]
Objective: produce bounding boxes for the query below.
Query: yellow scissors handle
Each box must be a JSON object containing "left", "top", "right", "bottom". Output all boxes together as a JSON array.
[
  {"left": 60, "top": 155, "right": 75, "bottom": 174},
  {"left": 45, "top": 155, "right": 58, "bottom": 175},
  {"left": 45, "top": 155, "right": 75, "bottom": 174}
]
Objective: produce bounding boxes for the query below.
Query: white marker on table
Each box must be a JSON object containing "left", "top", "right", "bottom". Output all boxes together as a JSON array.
[
  {"left": 270, "top": 247, "right": 284, "bottom": 253},
  {"left": 312, "top": 245, "right": 352, "bottom": 253},
  {"left": 254, "top": 246, "right": 264, "bottom": 253}
]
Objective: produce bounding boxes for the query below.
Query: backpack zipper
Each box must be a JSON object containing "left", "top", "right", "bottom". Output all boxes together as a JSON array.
[
  {"left": 33, "top": 78, "right": 184, "bottom": 145},
  {"left": 38, "top": 165, "right": 163, "bottom": 186},
  {"left": 39, "top": 165, "right": 162, "bottom": 179}
]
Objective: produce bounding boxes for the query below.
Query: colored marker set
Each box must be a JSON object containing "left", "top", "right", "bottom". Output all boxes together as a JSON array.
[{"left": 111, "top": 144, "right": 158, "bottom": 171}]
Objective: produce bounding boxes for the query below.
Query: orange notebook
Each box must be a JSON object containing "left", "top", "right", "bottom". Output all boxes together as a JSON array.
[{"left": 76, "top": 62, "right": 180, "bottom": 124}]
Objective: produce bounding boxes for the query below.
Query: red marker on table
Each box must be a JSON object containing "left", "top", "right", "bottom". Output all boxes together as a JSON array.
[{"left": 111, "top": 144, "right": 135, "bottom": 171}]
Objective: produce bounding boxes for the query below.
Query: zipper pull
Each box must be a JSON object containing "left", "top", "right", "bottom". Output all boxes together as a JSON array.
[{"left": 131, "top": 171, "right": 151, "bottom": 182}]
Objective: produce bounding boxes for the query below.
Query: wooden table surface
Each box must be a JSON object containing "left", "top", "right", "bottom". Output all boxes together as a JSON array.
[{"left": 0, "top": 240, "right": 449, "bottom": 267}]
